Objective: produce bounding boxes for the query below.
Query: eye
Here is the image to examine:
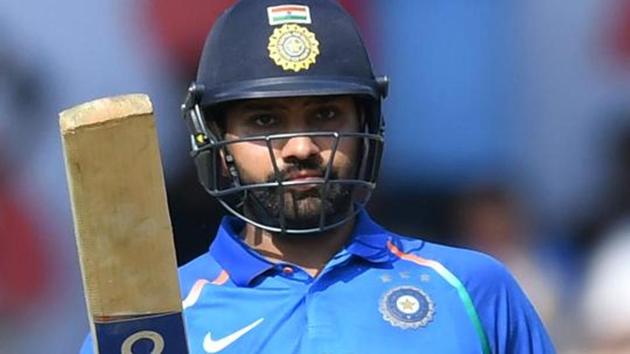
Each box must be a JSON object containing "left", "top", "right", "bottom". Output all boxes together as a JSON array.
[
  {"left": 313, "top": 107, "right": 339, "bottom": 121},
  {"left": 249, "top": 114, "right": 277, "bottom": 127}
]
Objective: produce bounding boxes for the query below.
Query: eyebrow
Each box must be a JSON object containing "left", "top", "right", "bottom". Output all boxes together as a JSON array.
[{"left": 239, "top": 96, "right": 342, "bottom": 111}]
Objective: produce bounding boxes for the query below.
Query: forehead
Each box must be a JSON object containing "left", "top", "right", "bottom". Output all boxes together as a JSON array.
[{"left": 226, "top": 95, "right": 354, "bottom": 112}]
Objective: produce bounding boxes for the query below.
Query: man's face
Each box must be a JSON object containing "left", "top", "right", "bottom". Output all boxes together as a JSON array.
[{"left": 223, "top": 95, "right": 361, "bottom": 230}]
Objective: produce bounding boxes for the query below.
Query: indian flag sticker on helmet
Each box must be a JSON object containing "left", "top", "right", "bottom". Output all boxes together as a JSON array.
[
  {"left": 268, "top": 24, "right": 319, "bottom": 72},
  {"left": 267, "top": 4, "right": 311, "bottom": 26}
]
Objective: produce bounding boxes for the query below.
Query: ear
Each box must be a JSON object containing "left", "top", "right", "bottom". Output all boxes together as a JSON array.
[
  {"left": 218, "top": 148, "right": 229, "bottom": 177},
  {"left": 203, "top": 115, "right": 230, "bottom": 177}
]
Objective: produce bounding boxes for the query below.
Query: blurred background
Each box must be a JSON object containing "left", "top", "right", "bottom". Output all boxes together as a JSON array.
[{"left": 1, "top": 0, "right": 629, "bottom": 353}]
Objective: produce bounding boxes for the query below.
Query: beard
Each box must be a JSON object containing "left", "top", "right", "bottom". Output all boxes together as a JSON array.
[{"left": 242, "top": 160, "right": 354, "bottom": 231}]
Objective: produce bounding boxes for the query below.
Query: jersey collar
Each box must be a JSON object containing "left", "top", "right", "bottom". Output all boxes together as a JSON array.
[
  {"left": 345, "top": 210, "right": 400, "bottom": 263},
  {"left": 209, "top": 217, "right": 274, "bottom": 287},
  {"left": 209, "top": 210, "right": 401, "bottom": 286}
]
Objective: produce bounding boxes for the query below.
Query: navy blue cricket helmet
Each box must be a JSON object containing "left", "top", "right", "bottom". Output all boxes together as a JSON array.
[{"left": 182, "top": 0, "right": 388, "bottom": 234}]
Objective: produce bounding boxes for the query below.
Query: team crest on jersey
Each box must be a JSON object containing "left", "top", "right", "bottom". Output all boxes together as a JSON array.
[
  {"left": 379, "top": 286, "right": 435, "bottom": 329},
  {"left": 268, "top": 24, "right": 319, "bottom": 72}
]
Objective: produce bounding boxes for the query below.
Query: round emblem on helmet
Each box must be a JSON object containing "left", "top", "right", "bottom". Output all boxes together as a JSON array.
[
  {"left": 268, "top": 24, "right": 320, "bottom": 72},
  {"left": 379, "top": 286, "right": 435, "bottom": 329}
]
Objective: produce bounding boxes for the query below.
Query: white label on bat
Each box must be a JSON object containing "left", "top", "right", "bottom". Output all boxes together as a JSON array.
[{"left": 121, "top": 330, "right": 165, "bottom": 354}]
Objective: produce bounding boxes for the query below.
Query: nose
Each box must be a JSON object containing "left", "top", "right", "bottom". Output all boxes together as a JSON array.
[{"left": 280, "top": 135, "right": 320, "bottom": 161}]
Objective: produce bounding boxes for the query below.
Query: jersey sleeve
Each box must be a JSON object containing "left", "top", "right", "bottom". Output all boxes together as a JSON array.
[{"left": 462, "top": 253, "right": 556, "bottom": 354}]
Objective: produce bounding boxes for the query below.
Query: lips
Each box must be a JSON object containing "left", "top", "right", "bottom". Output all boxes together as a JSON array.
[
  {"left": 281, "top": 170, "right": 325, "bottom": 191},
  {"left": 284, "top": 170, "right": 323, "bottom": 181}
]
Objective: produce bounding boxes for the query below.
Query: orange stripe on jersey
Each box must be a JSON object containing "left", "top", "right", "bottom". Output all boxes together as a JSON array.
[
  {"left": 211, "top": 270, "right": 229, "bottom": 285},
  {"left": 386, "top": 240, "right": 491, "bottom": 354},
  {"left": 387, "top": 240, "right": 434, "bottom": 267},
  {"left": 182, "top": 279, "right": 209, "bottom": 309},
  {"left": 182, "top": 271, "right": 230, "bottom": 309}
]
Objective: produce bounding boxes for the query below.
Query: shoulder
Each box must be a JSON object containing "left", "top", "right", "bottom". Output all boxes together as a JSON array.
[
  {"left": 389, "top": 234, "right": 555, "bottom": 353},
  {"left": 390, "top": 234, "right": 513, "bottom": 290},
  {"left": 390, "top": 234, "right": 522, "bottom": 307},
  {"left": 178, "top": 251, "right": 224, "bottom": 297}
]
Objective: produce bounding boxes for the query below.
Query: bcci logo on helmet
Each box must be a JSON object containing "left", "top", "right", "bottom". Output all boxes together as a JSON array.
[{"left": 268, "top": 24, "right": 320, "bottom": 72}]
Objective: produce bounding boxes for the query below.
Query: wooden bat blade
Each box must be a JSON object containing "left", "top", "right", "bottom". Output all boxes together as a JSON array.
[{"left": 60, "top": 94, "right": 188, "bottom": 354}]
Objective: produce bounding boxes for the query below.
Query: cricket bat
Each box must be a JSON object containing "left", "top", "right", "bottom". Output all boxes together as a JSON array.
[{"left": 60, "top": 94, "right": 188, "bottom": 353}]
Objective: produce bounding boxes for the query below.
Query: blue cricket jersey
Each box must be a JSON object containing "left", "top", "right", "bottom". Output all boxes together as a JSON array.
[{"left": 80, "top": 211, "right": 555, "bottom": 353}]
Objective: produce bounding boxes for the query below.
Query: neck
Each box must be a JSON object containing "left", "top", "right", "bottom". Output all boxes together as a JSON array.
[{"left": 241, "top": 219, "right": 355, "bottom": 277}]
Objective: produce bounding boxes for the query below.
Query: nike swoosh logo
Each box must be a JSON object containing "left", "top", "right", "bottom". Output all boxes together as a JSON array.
[{"left": 203, "top": 318, "right": 264, "bottom": 353}]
